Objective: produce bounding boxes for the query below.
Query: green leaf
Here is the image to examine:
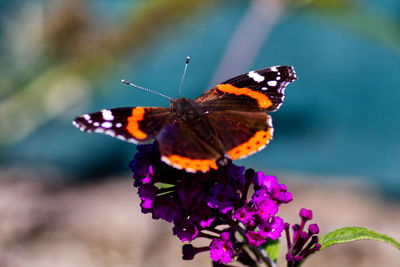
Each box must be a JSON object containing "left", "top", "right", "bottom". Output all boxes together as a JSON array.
[
  {"left": 154, "top": 182, "right": 174, "bottom": 189},
  {"left": 154, "top": 182, "right": 175, "bottom": 196},
  {"left": 262, "top": 238, "right": 280, "bottom": 262},
  {"left": 319, "top": 227, "right": 400, "bottom": 250}
]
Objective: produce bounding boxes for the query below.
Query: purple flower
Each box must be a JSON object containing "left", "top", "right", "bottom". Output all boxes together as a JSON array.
[
  {"left": 152, "top": 196, "right": 182, "bottom": 222},
  {"left": 129, "top": 143, "right": 302, "bottom": 266},
  {"left": 229, "top": 164, "right": 246, "bottom": 191},
  {"left": 182, "top": 244, "right": 198, "bottom": 260},
  {"left": 254, "top": 172, "right": 278, "bottom": 193},
  {"left": 173, "top": 219, "right": 199, "bottom": 242},
  {"left": 137, "top": 183, "right": 157, "bottom": 211},
  {"left": 292, "top": 224, "right": 300, "bottom": 243},
  {"left": 206, "top": 184, "right": 238, "bottom": 214},
  {"left": 232, "top": 205, "right": 255, "bottom": 226},
  {"left": 256, "top": 198, "right": 278, "bottom": 221},
  {"left": 285, "top": 208, "right": 321, "bottom": 267},
  {"left": 210, "top": 232, "right": 235, "bottom": 264},
  {"left": 271, "top": 184, "right": 293, "bottom": 204},
  {"left": 300, "top": 208, "right": 313, "bottom": 221},
  {"left": 260, "top": 216, "right": 285, "bottom": 240},
  {"left": 308, "top": 223, "right": 319, "bottom": 235},
  {"left": 182, "top": 244, "right": 209, "bottom": 260},
  {"left": 190, "top": 204, "right": 215, "bottom": 228},
  {"left": 130, "top": 144, "right": 154, "bottom": 186},
  {"left": 245, "top": 230, "right": 266, "bottom": 247},
  {"left": 177, "top": 178, "right": 204, "bottom": 210},
  {"left": 252, "top": 188, "right": 269, "bottom": 208}
]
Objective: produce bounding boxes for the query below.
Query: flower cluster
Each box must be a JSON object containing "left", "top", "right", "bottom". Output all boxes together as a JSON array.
[
  {"left": 284, "top": 209, "right": 321, "bottom": 266},
  {"left": 130, "top": 143, "right": 319, "bottom": 266}
]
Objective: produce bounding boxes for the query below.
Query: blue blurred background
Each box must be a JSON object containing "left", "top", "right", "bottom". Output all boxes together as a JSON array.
[{"left": 1, "top": 0, "right": 400, "bottom": 196}]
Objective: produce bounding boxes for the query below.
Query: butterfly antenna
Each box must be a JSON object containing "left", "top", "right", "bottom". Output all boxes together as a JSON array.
[
  {"left": 121, "top": 80, "right": 173, "bottom": 101},
  {"left": 178, "top": 56, "right": 190, "bottom": 98}
]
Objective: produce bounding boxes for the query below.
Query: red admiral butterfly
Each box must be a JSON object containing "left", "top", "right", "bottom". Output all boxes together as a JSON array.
[{"left": 73, "top": 65, "right": 297, "bottom": 173}]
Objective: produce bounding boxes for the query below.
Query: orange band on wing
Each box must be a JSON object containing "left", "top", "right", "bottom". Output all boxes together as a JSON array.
[
  {"left": 161, "top": 155, "right": 218, "bottom": 173},
  {"left": 227, "top": 129, "right": 273, "bottom": 160},
  {"left": 216, "top": 84, "right": 272, "bottom": 109},
  {"left": 126, "top": 107, "right": 148, "bottom": 140}
]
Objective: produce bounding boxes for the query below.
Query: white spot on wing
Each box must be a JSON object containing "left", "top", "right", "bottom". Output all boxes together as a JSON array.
[
  {"left": 267, "top": 116, "right": 273, "bottom": 128},
  {"left": 127, "top": 138, "right": 139, "bottom": 144},
  {"left": 105, "top": 130, "right": 116, "bottom": 137},
  {"left": 93, "top": 122, "right": 100, "bottom": 127},
  {"left": 267, "top": 80, "right": 278, "bottom": 87},
  {"left": 161, "top": 156, "right": 185, "bottom": 171},
  {"left": 83, "top": 114, "right": 91, "bottom": 120},
  {"left": 116, "top": 135, "right": 127, "bottom": 141},
  {"left": 261, "top": 87, "right": 268, "bottom": 91},
  {"left": 172, "top": 163, "right": 184, "bottom": 171},
  {"left": 248, "top": 71, "right": 265, "bottom": 83},
  {"left": 116, "top": 123, "right": 122, "bottom": 128},
  {"left": 101, "top": 109, "right": 114, "bottom": 121},
  {"left": 101, "top": 122, "right": 113, "bottom": 128},
  {"left": 271, "top": 66, "right": 278, "bottom": 72},
  {"left": 257, "top": 144, "right": 266, "bottom": 152},
  {"left": 161, "top": 156, "right": 171, "bottom": 165}
]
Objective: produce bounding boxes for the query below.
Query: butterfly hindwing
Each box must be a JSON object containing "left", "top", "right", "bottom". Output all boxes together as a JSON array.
[
  {"left": 157, "top": 108, "right": 273, "bottom": 172},
  {"left": 73, "top": 107, "right": 171, "bottom": 143},
  {"left": 157, "top": 116, "right": 222, "bottom": 173},
  {"left": 196, "top": 65, "right": 297, "bottom": 112},
  {"left": 205, "top": 110, "right": 273, "bottom": 160}
]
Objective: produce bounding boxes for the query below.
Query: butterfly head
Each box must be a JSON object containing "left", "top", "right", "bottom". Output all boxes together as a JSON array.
[{"left": 170, "top": 98, "right": 201, "bottom": 121}]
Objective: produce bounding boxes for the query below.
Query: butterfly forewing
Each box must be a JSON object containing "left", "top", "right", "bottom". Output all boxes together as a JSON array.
[
  {"left": 73, "top": 107, "right": 171, "bottom": 143},
  {"left": 196, "top": 65, "right": 297, "bottom": 112}
]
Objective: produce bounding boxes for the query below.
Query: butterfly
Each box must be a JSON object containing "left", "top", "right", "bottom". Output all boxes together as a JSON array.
[{"left": 73, "top": 65, "right": 297, "bottom": 173}]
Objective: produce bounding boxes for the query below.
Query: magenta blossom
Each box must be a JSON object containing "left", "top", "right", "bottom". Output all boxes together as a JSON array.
[
  {"left": 285, "top": 209, "right": 321, "bottom": 267},
  {"left": 129, "top": 143, "right": 314, "bottom": 267},
  {"left": 210, "top": 232, "right": 235, "bottom": 264}
]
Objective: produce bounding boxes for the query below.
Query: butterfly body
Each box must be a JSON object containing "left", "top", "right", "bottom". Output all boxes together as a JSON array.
[
  {"left": 73, "top": 65, "right": 297, "bottom": 173},
  {"left": 172, "top": 98, "right": 203, "bottom": 121}
]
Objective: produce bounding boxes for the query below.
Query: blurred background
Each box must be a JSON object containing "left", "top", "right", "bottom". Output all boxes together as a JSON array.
[{"left": 1, "top": 0, "right": 400, "bottom": 266}]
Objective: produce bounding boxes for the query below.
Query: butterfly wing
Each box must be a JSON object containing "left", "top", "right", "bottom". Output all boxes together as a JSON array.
[
  {"left": 205, "top": 110, "right": 273, "bottom": 160},
  {"left": 196, "top": 65, "right": 297, "bottom": 111},
  {"left": 73, "top": 66, "right": 297, "bottom": 173},
  {"left": 156, "top": 109, "right": 273, "bottom": 172},
  {"left": 73, "top": 107, "right": 171, "bottom": 143},
  {"left": 193, "top": 65, "right": 296, "bottom": 160},
  {"left": 156, "top": 118, "right": 222, "bottom": 173},
  {"left": 73, "top": 106, "right": 221, "bottom": 172}
]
